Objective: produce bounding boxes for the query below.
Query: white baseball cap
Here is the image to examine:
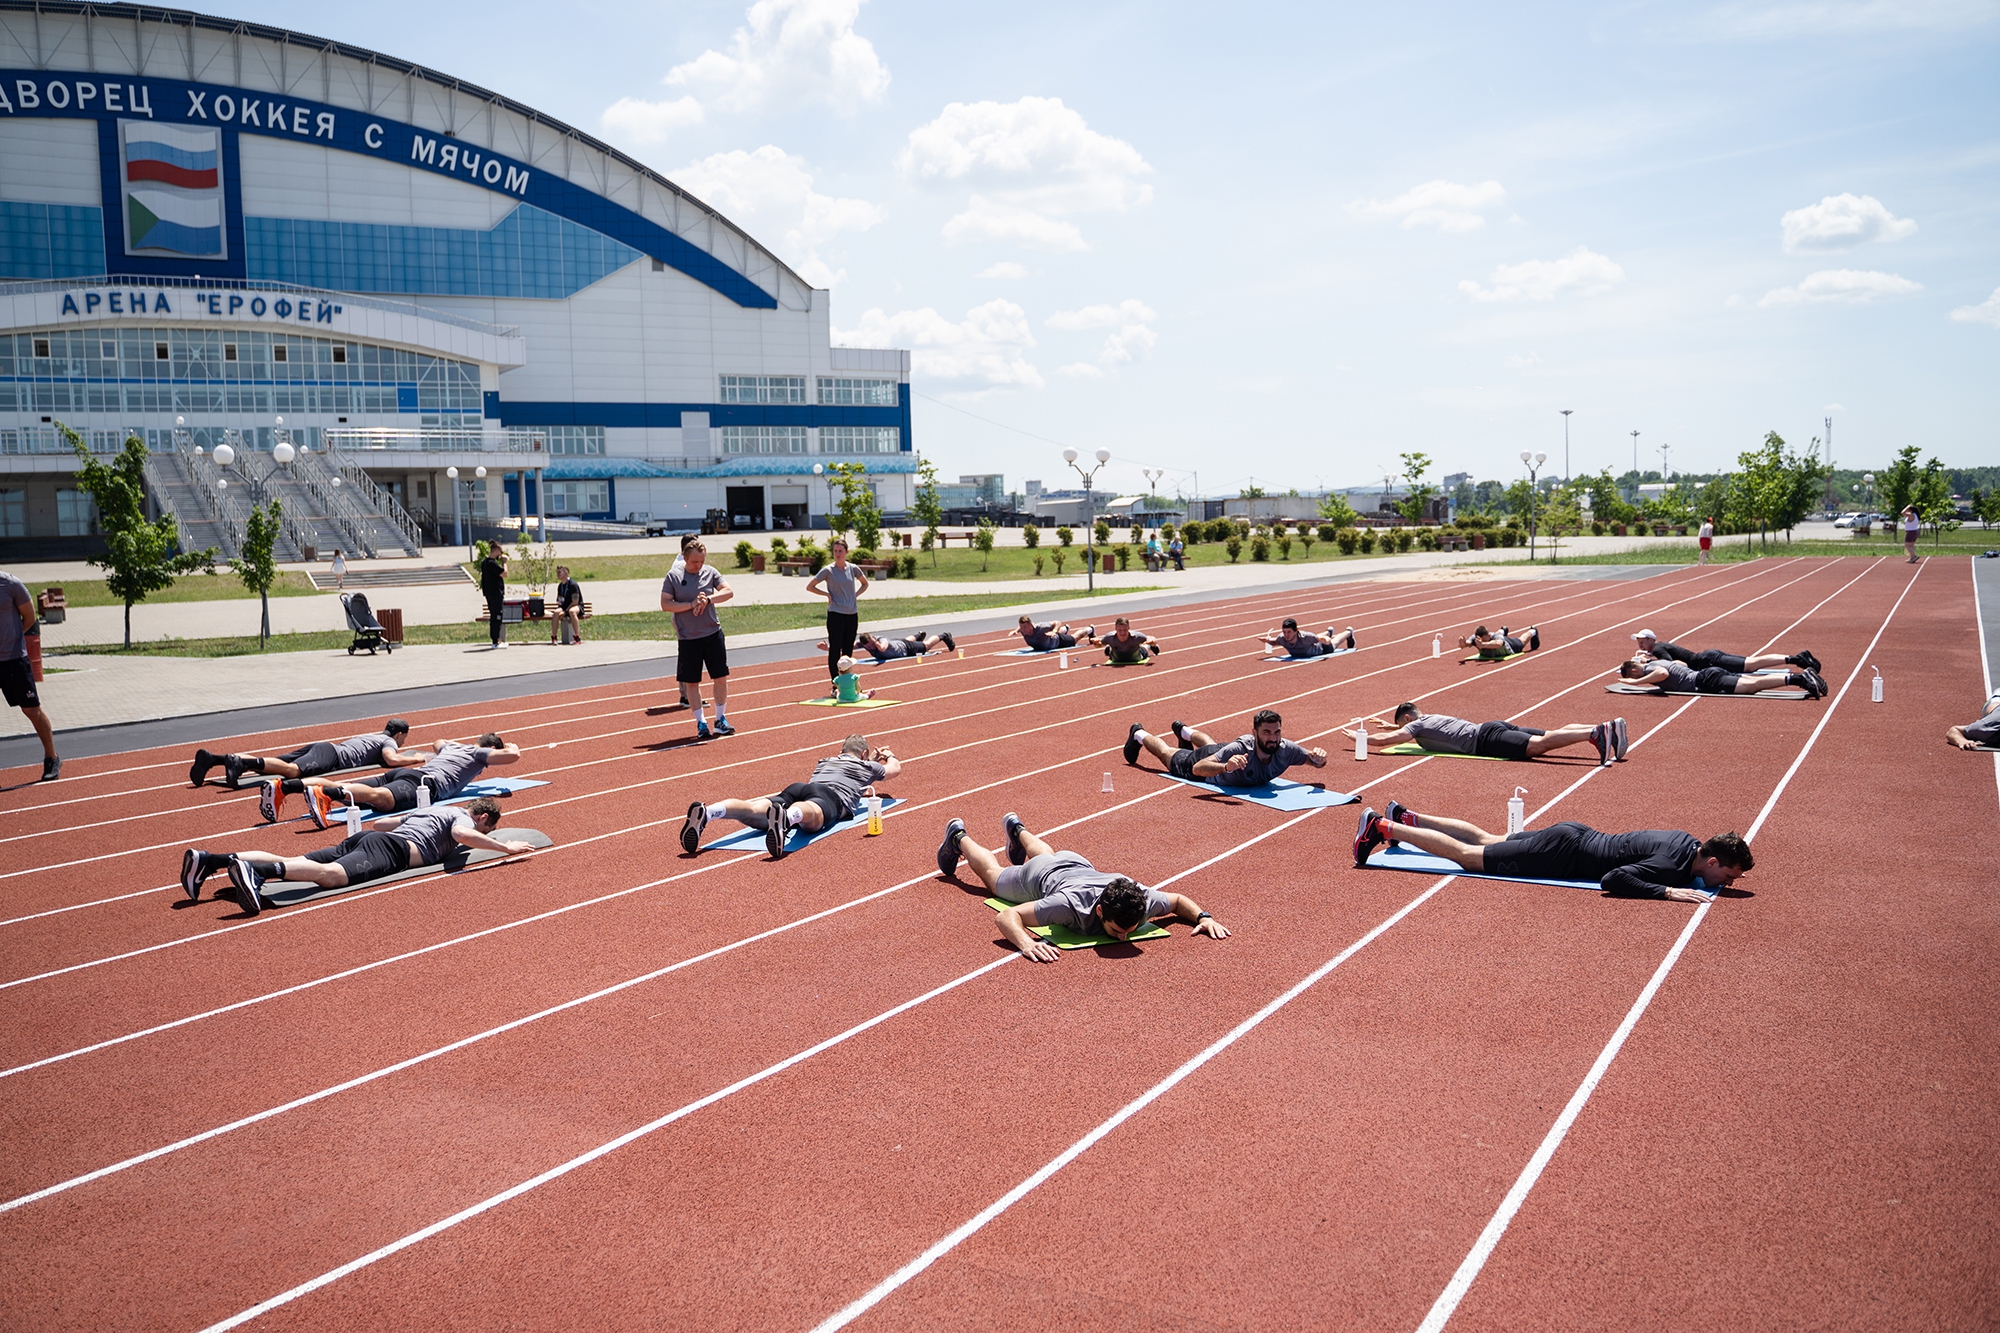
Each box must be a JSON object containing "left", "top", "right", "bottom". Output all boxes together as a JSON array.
[{"left": 1631, "top": 629, "right": 1657, "bottom": 640}]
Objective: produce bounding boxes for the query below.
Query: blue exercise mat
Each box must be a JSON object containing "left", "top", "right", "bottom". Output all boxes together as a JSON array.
[
  {"left": 1261, "top": 647, "right": 1357, "bottom": 664},
  {"left": 333, "top": 776, "right": 549, "bottom": 820},
  {"left": 703, "top": 796, "right": 903, "bottom": 853},
  {"left": 1362, "top": 840, "right": 1604, "bottom": 891},
  {"left": 1159, "top": 773, "right": 1355, "bottom": 810},
  {"left": 995, "top": 647, "right": 1059, "bottom": 657}
]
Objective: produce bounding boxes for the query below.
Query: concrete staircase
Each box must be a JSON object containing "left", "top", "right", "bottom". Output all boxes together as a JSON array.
[{"left": 142, "top": 440, "right": 424, "bottom": 563}]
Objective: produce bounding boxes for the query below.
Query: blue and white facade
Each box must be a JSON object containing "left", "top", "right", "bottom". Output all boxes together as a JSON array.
[{"left": 0, "top": 1, "right": 912, "bottom": 547}]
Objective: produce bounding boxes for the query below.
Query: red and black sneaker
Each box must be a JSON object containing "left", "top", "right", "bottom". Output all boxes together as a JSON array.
[
  {"left": 1353, "top": 807, "right": 1386, "bottom": 868},
  {"left": 1384, "top": 799, "right": 1418, "bottom": 828}
]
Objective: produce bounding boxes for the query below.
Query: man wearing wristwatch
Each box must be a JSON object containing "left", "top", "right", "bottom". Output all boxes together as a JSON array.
[{"left": 935, "top": 812, "right": 1229, "bottom": 963}]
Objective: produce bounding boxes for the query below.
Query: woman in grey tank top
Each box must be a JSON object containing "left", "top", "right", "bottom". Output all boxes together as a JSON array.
[{"left": 807, "top": 539, "right": 871, "bottom": 691}]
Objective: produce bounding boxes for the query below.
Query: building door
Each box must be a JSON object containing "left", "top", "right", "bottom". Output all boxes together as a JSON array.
[{"left": 725, "top": 485, "right": 766, "bottom": 531}]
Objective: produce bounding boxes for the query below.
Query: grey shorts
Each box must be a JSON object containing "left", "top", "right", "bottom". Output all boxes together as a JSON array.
[{"left": 992, "top": 850, "right": 1090, "bottom": 903}]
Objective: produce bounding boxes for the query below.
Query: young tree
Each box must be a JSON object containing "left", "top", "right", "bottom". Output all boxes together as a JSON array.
[
  {"left": 1916, "top": 457, "right": 1960, "bottom": 547},
  {"left": 1317, "top": 491, "right": 1359, "bottom": 527},
  {"left": 1397, "top": 451, "right": 1438, "bottom": 526},
  {"left": 232, "top": 498, "right": 283, "bottom": 649},
  {"left": 974, "top": 518, "right": 996, "bottom": 571},
  {"left": 912, "top": 456, "right": 944, "bottom": 565},
  {"left": 828, "top": 461, "right": 879, "bottom": 548},
  {"left": 66, "top": 427, "right": 215, "bottom": 647},
  {"left": 1877, "top": 445, "right": 1921, "bottom": 525}
]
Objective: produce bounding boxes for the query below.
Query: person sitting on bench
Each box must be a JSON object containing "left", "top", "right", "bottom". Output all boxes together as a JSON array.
[
  {"left": 1630, "top": 628, "right": 1819, "bottom": 675},
  {"left": 1083, "top": 616, "right": 1163, "bottom": 662},
  {"left": 681, "top": 733, "right": 901, "bottom": 859},
  {"left": 1124, "top": 708, "right": 1328, "bottom": 785},
  {"left": 553, "top": 566, "right": 585, "bottom": 644},
  {"left": 935, "top": 813, "right": 1228, "bottom": 963},
  {"left": 1352, "top": 798, "right": 1752, "bottom": 903},
  {"left": 1947, "top": 695, "right": 2000, "bottom": 751},
  {"left": 1257, "top": 619, "right": 1357, "bottom": 658},
  {"left": 292, "top": 734, "right": 522, "bottom": 825},
  {"left": 180, "top": 797, "right": 538, "bottom": 916},
  {"left": 1619, "top": 657, "right": 1825, "bottom": 699},
  {"left": 1351, "top": 704, "right": 1626, "bottom": 765},
  {"left": 1458, "top": 624, "right": 1539, "bottom": 656},
  {"left": 1017, "top": 617, "right": 1088, "bottom": 652},
  {"left": 826, "top": 629, "right": 956, "bottom": 663},
  {"left": 192, "top": 719, "right": 425, "bottom": 790}
]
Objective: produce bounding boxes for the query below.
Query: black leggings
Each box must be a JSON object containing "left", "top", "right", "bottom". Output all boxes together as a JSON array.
[
  {"left": 826, "top": 611, "right": 859, "bottom": 680},
  {"left": 486, "top": 591, "right": 505, "bottom": 645}
]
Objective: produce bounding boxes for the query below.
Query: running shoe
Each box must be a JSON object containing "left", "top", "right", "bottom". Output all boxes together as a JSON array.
[
  {"left": 711, "top": 719, "right": 736, "bottom": 737},
  {"left": 940, "top": 632, "right": 956, "bottom": 652},
  {"left": 1003, "top": 812, "right": 1028, "bottom": 865},
  {"left": 1612, "top": 717, "right": 1629, "bottom": 761},
  {"left": 764, "top": 798, "right": 789, "bottom": 859},
  {"left": 1526, "top": 626, "right": 1541, "bottom": 651},
  {"left": 1171, "top": 720, "right": 1192, "bottom": 749},
  {"left": 1353, "top": 807, "right": 1386, "bottom": 868},
  {"left": 1124, "top": 723, "right": 1144, "bottom": 765},
  {"left": 1801, "top": 669, "right": 1828, "bottom": 700},
  {"left": 1595, "top": 723, "right": 1615, "bottom": 766},
  {"left": 222, "top": 755, "right": 246, "bottom": 789},
  {"left": 41, "top": 756, "right": 60, "bottom": 782},
  {"left": 1795, "top": 650, "right": 1822, "bottom": 674},
  {"left": 226, "top": 858, "right": 264, "bottom": 917},
  {"left": 1385, "top": 799, "right": 1418, "bottom": 828},
  {"left": 190, "top": 749, "right": 218, "bottom": 786},
  {"left": 180, "top": 848, "right": 224, "bottom": 901},
  {"left": 695, "top": 722, "right": 713, "bottom": 742},
  {"left": 257, "top": 779, "right": 285, "bottom": 824},
  {"left": 681, "top": 801, "right": 706, "bottom": 856},
  {"left": 306, "top": 786, "right": 336, "bottom": 830},
  {"left": 936, "top": 818, "right": 966, "bottom": 876}
]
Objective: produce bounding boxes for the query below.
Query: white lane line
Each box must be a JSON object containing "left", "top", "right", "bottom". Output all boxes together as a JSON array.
[
  {"left": 1411, "top": 558, "right": 1924, "bottom": 1333},
  {"left": 1972, "top": 559, "right": 2000, "bottom": 814}
]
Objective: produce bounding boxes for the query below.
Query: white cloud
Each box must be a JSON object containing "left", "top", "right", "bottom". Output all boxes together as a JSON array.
[
  {"left": 1781, "top": 194, "right": 1918, "bottom": 252},
  {"left": 1758, "top": 269, "right": 1923, "bottom": 305},
  {"left": 1459, "top": 248, "right": 1626, "bottom": 302},
  {"left": 1350, "top": 179, "right": 1506, "bottom": 232},
  {"left": 1504, "top": 352, "right": 1542, "bottom": 369},
  {"left": 978, "top": 261, "right": 1029, "bottom": 280},
  {"left": 666, "top": 0, "right": 889, "bottom": 114},
  {"left": 1949, "top": 287, "right": 2000, "bottom": 326},
  {"left": 1701, "top": 0, "right": 1996, "bottom": 39},
  {"left": 673, "top": 145, "right": 883, "bottom": 287},
  {"left": 599, "top": 95, "right": 704, "bottom": 145},
  {"left": 941, "top": 198, "right": 1087, "bottom": 252},
  {"left": 1058, "top": 362, "right": 1106, "bottom": 378},
  {"left": 1047, "top": 299, "right": 1158, "bottom": 367},
  {"left": 834, "top": 300, "right": 1043, "bottom": 390}
]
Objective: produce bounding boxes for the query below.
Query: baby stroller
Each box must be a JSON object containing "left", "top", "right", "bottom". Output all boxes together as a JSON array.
[{"left": 341, "top": 592, "right": 395, "bottom": 655}]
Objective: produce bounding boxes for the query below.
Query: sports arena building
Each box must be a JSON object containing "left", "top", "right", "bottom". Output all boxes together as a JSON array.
[{"left": 0, "top": 2, "right": 913, "bottom": 557}]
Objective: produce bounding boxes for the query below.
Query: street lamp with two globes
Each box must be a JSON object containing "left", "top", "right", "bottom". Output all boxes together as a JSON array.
[
  {"left": 1063, "top": 447, "right": 1112, "bottom": 592},
  {"left": 1520, "top": 450, "right": 1547, "bottom": 560}
]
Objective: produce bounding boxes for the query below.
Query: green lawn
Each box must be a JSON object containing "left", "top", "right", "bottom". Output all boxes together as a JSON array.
[
  {"left": 35, "top": 570, "right": 322, "bottom": 607},
  {"left": 48, "top": 586, "right": 1163, "bottom": 659}
]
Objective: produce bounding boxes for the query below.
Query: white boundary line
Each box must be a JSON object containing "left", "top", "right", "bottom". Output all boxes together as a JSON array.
[{"left": 1972, "top": 559, "right": 2000, "bottom": 812}]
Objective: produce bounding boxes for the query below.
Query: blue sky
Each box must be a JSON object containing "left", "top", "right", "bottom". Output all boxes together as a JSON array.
[{"left": 254, "top": 0, "right": 1999, "bottom": 497}]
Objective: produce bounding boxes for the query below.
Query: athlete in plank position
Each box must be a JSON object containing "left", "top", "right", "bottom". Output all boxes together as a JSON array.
[
  {"left": 1946, "top": 695, "right": 2000, "bottom": 751},
  {"left": 1351, "top": 799, "right": 1753, "bottom": 903},
  {"left": 1257, "top": 619, "right": 1357, "bottom": 658},
  {"left": 290, "top": 734, "right": 523, "bottom": 825},
  {"left": 190, "top": 719, "right": 426, "bottom": 789},
  {"left": 1458, "top": 624, "right": 1540, "bottom": 655},
  {"left": 682, "top": 733, "right": 901, "bottom": 860},
  {"left": 1350, "top": 704, "right": 1627, "bottom": 766},
  {"left": 1630, "top": 628, "right": 1821, "bottom": 676},
  {"left": 823, "top": 629, "right": 956, "bottom": 663},
  {"left": 934, "top": 813, "right": 1229, "bottom": 963},
  {"left": 1619, "top": 657, "right": 1825, "bottom": 699},
  {"left": 1082, "top": 616, "right": 1163, "bottom": 662},
  {"left": 179, "top": 797, "right": 539, "bottom": 917},
  {"left": 1017, "top": 616, "right": 1090, "bottom": 652},
  {"left": 1123, "top": 708, "right": 1329, "bottom": 784}
]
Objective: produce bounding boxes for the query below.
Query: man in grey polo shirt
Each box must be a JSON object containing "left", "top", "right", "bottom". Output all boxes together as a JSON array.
[
  {"left": 661, "top": 536, "right": 736, "bottom": 740},
  {"left": 0, "top": 570, "right": 58, "bottom": 781},
  {"left": 298, "top": 733, "right": 523, "bottom": 823},
  {"left": 935, "top": 813, "right": 1229, "bottom": 963},
  {"left": 682, "top": 733, "right": 903, "bottom": 859},
  {"left": 1124, "top": 708, "right": 1327, "bottom": 785},
  {"left": 1350, "top": 702, "right": 1626, "bottom": 766}
]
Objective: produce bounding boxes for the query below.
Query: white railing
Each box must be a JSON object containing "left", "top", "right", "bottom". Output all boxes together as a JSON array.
[
  {"left": 322, "top": 426, "right": 549, "bottom": 454},
  {"left": 324, "top": 444, "right": 424, "bottom": 555}
]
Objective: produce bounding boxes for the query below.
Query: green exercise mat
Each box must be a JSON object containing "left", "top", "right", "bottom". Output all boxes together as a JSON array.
[
  {"left": 983, "top": 897, "right": 1171, "bottom": 948},
  {"left": 1381, "top": 742, "right": 1505, "bottom": 761},
  {"left": 796, "top": 697, "right": 901, "bottom": 708}
]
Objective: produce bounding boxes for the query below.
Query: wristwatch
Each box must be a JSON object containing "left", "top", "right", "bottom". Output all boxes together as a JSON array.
[{"left": 1194, "top": 910, "right": 1212, "bottom": 922}]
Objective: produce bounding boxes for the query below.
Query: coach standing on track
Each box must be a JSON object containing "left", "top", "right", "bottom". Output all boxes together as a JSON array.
[
  {"left": 1, "top": 570, "right": 58, "bottom": 781},
  {"left": 806, "top": 538, "right": 869, "bottom": 694},
  {"left": 662, "top": 536, "right": 736, "bottom": 740}
]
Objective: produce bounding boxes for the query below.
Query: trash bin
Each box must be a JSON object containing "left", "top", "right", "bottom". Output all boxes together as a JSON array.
[
  {"left": 1102, "top": 553, "right": 1114, "bottom": 574},
  {"left": 377, "top": 607, "right": 405, "bottom": 645}
]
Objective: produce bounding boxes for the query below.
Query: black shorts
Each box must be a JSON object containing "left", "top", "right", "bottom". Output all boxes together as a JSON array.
[
  {"left": 1482, "top": 822, "right": 1592, "bottom": 880},
  {"left": 677, "top": 632, "right": 729, "bottom": 684},
  {"left": 1167, "top": 743, "right": 1226, "bottom": 780},
  {"left": 1027, "top": 635, "right": 1075, "bottom": 652},
  {"left": 775, "top": 780, "right": 851, "bottom": 827},
  {"left": 304, "top": 830, "right": 413, "bottom": 885},
  {"left": 0, "top": 656, "right": 38, "bottom": 709},
  {"left": 1104, "top": 642, "right": 1149, "bottom": 664},
  {"left": 1694, "top": 667, "right": 1742, "bottom": 694},
  {"left": 1472, "top": 720, "right": 1544, "bottom": 762},
  {"left": 278, "top": 741, "right": 343, "bottom": 777},
  {"left": 349, "top": 770, "right": 427, "bottom": 811},
  {"left": 1686, "top": 650, "right": 1747, "bottom": 673}
]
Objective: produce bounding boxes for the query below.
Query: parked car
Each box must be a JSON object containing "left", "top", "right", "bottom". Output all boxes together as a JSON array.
[{"left": 1833, "top": 512, "right": 1861, "bottom": 528}]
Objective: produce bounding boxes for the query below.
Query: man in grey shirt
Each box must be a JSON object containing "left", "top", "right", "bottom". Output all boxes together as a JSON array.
[
  {"left": 1947, "top": 695, "right": 2000, "bottom": 750},
  {"left": 300, "top": 733, "right": 523, "bottom": 823},
  {"left": 0, "top": 570, "right": 58, "bottom": 780},
  {"left": 1351, "top": 702, "right": 1626, "bottom": 765},
  {"left": 661, "top": 536, "right": 736, "bottom": 739},
  {"left": 682, "top": 733, "right": 903, "bottom": 859},
  {"left": 1125, "top": 708, "right": 1328, "bottom": 786},
  {"left": 936, "top": 813, "right": 1229, "bottom": 963},
  {"left": 194, "top": 716, "right": 427, "bottom": 793}
]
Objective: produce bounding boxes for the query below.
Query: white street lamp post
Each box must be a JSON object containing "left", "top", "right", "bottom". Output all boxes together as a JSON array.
[
  {"left": 1560, "top": 409, "right": 1573, "bottom": 483},
  {"left": 1521, "top": 450, "right": 1547, "bottom": 560},
  {"left": 447, "top": 465, "right": 463, "bottom": 548},
  {"left": 1063, "top": 447, "right": 1112, "bottom": 592}
]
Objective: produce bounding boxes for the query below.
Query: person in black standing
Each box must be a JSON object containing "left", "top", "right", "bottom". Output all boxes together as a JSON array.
[
  {"left": 480, "top": 546, "right": 509, "bottom": 649},
  {"left": 805, "top": 538, "right": 870, "bottom": 694}
]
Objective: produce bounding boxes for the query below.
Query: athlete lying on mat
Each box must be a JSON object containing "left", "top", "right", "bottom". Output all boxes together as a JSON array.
[
  {"left": 1083, "top": 616, "right": 1163, "bottom": 662},
  {"left": 179, "top": 797, "right": 538, "bottom": 916},
  {"left": 189, "top": 718, "right": 426, "bottom": 789},
  {"left": 1458, "top": 624, "right": 1539, "bottom": 656},
  {"left": 1352, "top": 799, "right": 1752, "bottom": 902},
  {"left": 824, "top": 630, "right": 955, "bottom": 662},
  {"left": 1619, "top": 657, "right": 1826, "bottom": 699},
  {"left": 1629, "top": 628, "right": 1821, "bottom": 676},
  {"left": 1351, "top": 704, "right": 1627, "bottom": 766},
  {"left": 1017, "top": 616, "right": 1088, "bottom": 652},
  {"left": 1124, "top": 708, "right": 1328, "bottom": 784},
  {"left": 935, "top": 813, "right": 1229, "bottom": 963},
  {"left": 283, "top": 734, "right": 523, "bottom": 824},
  {"left": 682, "top": 733, "right": 901, "bottom": 860},
  {"left": 1946, "top": 695, "right": 2000, "bottom": 751},
  {"left": 1257, "top": 619, "right": 1357, "bottom": 659}
]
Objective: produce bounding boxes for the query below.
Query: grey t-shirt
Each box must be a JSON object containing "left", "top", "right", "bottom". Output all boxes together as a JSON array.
[
  {"left": 392, "top": 807, "right": 473, "bottom": 863},
  {"left": 1029, "top": 853, "right": 1175, "bottom": 933},
  {"left": 1407, "top": 713, "right": 1479, "bottom": 755},
  {"left": 1205, "top": 735, "right": 1313, "bottom": 786},
  {"left": 1661, "top": 661, "right": 1702, "bottom": 690},
  {"left": 1281, "top": 635, "right": 1325, "bottom": 658},
  {"left": 0, "top": 572, "right": 28, "bottom": 661},
  {"left": 1965, "top": 710, "right": 2000, "bottom": 745},
  {"left": 662, "top": 564, "right": 725, "bottom": 639},
  {"left": 817, "top": 563, "right": 862, "bottom": 616},
  {"left": 806, "top": 752, "right": 888, "bottom": 809},
  {"left": 420, "top": 740, "right": 490, "bottom": 796},
  {"left": 869, "top": 637, "right": 911, "bottom": 661},
  {"left": 332, "top": 731, "right": 395, "bottom": 768}
]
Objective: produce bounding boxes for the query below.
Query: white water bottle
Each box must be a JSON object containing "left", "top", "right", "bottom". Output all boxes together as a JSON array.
[
  {"left": 1507, "top": 786, "right": 1526, "bottom": 837},
  {"left": 345, "top": 803, "right": 363, "bottom": 837},
  {"left": 1059, "top": 650, "right": 1069, "bottom": 669},
  {"left": 1432, "top": 634, "right": 1442, "bottom": 658},
  {"left": 1871, "top": 667, "right": 1883, "bottom": 703},
  {"left": 415, "top": 782, "right": 432, "bottom": 809},
  {"left": 1354, "top": 727, "right": 1367, "bottom": 761}
]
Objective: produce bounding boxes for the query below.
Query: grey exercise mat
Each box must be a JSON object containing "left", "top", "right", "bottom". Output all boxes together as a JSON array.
[
  {"left": 1605, "top": 683, "right": 1807, "bottom": 699},
  {"left": 255, "top": 828, "right": 553, "bottom": 908}
]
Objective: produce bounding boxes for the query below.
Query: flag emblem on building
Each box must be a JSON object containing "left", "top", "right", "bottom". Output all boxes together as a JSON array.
[{"left": 119, "top": 121, "right": 226, "bottom": 259}]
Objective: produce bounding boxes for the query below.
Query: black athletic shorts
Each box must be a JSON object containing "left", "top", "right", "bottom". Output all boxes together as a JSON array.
[
  {"left": 1482, "top": 821, "right": 1592, "bottom": 881},
  {"left": 1104, "top": 642, "right": 1149, "bottom": 664},
  {"left": 775, "top": 780, "right": 851, "bottom": 827},
  {"left": 304, "top": 829, "right": 413, "bottom": 885},
  {"left": 1687, "top": 650, "right": 1747, "bottom": 673},
  {"left": 1167, "top": 743, "right": 1227, "bottom": 780},
  {"left": 0, "top": 656, "right": 38, "bottom": 709},
  {"left": 1472, "top": 720, "right": 1544, "bottom": 762},
  {"left": 677, "top": 632, "right": 729, "bottom": 684},
  {"left": 1694, "top": 667, "right": 1742, "bottom": 694},
  {"left": 278, "top": 741, "right": 342, "bottom": 776},
  {"left": 348, "top": 770, "right": 427, "bottom": 812}
]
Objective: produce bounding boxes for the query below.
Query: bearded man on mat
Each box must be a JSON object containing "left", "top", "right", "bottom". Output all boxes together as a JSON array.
[
  {"left": 191, "top": 718, "right": 426, "bottom": 789},
  {"left": 1351, "top": 799, "right": 1752, "bottom": 903},
  {"left": 1458, "top": 624, "right": 1539, "bottom": 656},
  {"left": 1630, "top": 628, "right": 1821, "bottom": 676},
  {"left": 1017, "top": 616, "right": 1088, "bottom": 652},
  {"left": 1082, "top": 616, "right": 1163, "bottom": 662},
  {"left": 284, "top": 734, "right": 522, "bottom": 825},
  {"left": 1124, "top": 708, "right": 1328, "bottom": 783},
  {"left": 682, "top": 734, "right": 901, "bottom": 860},
  {"left": 1619, "top": 657, "right": 1826, "bottom": 699},
  {"left": 1256, "top": 619, "right": 1356, "bottom": 658},
  {"left": 934, "top": 813, "right": 1229, "bottom": 963},
  {"left": 1351, "top": 704, "right": 1627, "bottom": 766},
  {"left": 180, "top": 797, "right": 538, "bottom": 916}
]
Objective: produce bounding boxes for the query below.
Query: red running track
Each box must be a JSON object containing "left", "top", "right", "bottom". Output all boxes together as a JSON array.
[{"left": 0, "top": 558, "right": 1992, "bottom": 1331}]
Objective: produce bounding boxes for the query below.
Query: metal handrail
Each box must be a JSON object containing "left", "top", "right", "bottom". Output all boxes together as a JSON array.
[
  {"left": 324, "top": 444, "right": 424, "bottom": 555},
  {"left": 289, "top": 450, "right": 380, "bottom": 559}
]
